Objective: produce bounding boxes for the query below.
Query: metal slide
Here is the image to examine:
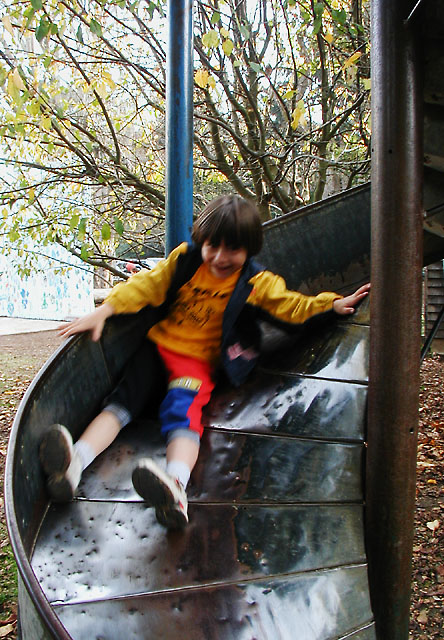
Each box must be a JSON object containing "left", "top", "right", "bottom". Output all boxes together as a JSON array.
[{"left": 6, "top": 184, "right": 444, "bottom": 639}]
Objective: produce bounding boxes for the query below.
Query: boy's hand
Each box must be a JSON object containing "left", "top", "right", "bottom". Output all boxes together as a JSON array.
[
  {"left": 57, "top": 303, "right": 115, "bottom": 342},
  {"left": 333, "top": 283, "right": 371, "bottom": 315}
]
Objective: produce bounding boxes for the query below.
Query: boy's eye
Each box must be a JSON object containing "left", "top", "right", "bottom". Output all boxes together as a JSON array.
[{"left": 206, "top": 239, "right": 240, "bottom": 251}]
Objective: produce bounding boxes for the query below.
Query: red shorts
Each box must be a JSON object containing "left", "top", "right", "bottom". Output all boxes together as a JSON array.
[{"left": 156, "top": 345, "right": 215, "bottom": 439}]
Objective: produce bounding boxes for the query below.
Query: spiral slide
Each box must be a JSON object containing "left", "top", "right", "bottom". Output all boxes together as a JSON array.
[
  {"left": 5, "top": 184, "right": 385, "bottom": 640},
  {"left": 8, "top": 176, "right": 444, "bottom": 639},
  {"left": 7, "top": 3, "right": 444, "bottom": 635}
]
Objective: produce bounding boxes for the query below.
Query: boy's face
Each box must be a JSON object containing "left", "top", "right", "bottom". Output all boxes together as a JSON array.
[{"left": 201, "top": 240, "right": 247, "bottom": 279}]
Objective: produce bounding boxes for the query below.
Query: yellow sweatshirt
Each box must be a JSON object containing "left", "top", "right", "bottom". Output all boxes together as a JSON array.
[{"left": 105, "top": 242, "right": 341, "bottom": 364}]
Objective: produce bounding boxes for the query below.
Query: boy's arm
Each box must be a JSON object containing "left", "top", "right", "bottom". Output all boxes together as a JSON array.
[
  {"left": 333, "top": 283, "right": 371, "bottom": 315},
  {"left": 104, "top": 243, "right": 187, "bottom": 314},
  {"left": 58, "top": 302, "right": 115, "bottom": 342},
  {"left": 249, "top": 272, "right": 370, "bottom": 324},
  {"left": 58, "top": 243, "right": 189, "bottom": 342},
  {"left": 249, "top": 271, "right": 341, "bottom": 324}
]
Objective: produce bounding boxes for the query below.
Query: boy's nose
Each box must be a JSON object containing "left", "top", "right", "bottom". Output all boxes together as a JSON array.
[{"left": 214, "top": 246, "right": 228, "bottom": 261}]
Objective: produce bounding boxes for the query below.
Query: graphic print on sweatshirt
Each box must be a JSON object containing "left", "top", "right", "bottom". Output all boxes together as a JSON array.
[{"left": 148, "top": 264, "right": 241, "bottom": 362}]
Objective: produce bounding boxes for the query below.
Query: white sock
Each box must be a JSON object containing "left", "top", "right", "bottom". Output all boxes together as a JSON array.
[
  {"left": 74, "top": 440, "right": 96, "bottom": 472},
  {"left": 166, "top": 460, "right": 191, "bottom": 489}
]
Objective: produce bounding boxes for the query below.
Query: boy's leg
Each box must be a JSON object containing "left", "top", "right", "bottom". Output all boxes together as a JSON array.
[
  {"left": 40, "top": 411, "right": 121, "bottom": 502},
  {"left": 132, "top": 345, "right": 214, "bottom": 528},
  {"left": 102, "top": 337, "right": 168, "bottom": 423},
  {"left": 40, "top": 339, "right": 167, "bottom": 502},
  {"left": 166, "top": 435, "right": 200, "bottom": 472},
  {"left": 132, "top": 437, "right": 199, "bottom": 529},
  {"left": 78, "top": 410, "right": 122, "bottom": 457}
]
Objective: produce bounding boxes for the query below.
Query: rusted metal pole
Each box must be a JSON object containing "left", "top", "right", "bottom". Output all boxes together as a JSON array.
[{"left": 366, "top": 1, "right": 423, "bottom": 638}]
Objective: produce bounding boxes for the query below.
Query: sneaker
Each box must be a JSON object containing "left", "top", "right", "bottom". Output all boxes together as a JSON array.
[
  {"left": 132, "top": 458, "right": 189, "bottom": 529},
  {"left": 39, "top": 424, "right": 73, "bottom": 475},
  {"left": 39, "top": 424, "right": 82, "bottom": 502},
  {"left": 155, "top": 500, "right": 188, "bottom": 530}
]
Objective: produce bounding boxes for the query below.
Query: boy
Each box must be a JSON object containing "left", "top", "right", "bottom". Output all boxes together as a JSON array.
[{"left": 40, "top": 195, "right": 370, "bottom": 529}]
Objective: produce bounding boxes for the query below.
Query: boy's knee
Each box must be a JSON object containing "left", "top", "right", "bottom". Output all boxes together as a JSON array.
[
  {"left": 166, "top": 428, "right": 201, "bottom": 445},
  {"left": 102, "top": 403, "right": 132, "bottom": 430}
]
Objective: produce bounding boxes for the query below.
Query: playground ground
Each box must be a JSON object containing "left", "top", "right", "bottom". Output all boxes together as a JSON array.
[{"left": 0, "top": 328, "right": 442, "bottom": 640}]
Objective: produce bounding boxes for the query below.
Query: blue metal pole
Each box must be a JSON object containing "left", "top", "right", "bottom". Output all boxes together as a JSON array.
[{"left": 165, "top": 0, "right": 194, "bottom": 255}]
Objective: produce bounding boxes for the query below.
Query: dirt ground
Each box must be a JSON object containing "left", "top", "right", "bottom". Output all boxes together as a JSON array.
[
  {"left": 0, "top": 331, "right": 62, "bottom": 639},
  {"left": 0, "top": 330, "right": 443, "bottom": 639}
]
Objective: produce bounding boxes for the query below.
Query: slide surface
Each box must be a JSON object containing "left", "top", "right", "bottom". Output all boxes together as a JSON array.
[{"left": 31, "top": 302, "right": 373, "bottom": 640}]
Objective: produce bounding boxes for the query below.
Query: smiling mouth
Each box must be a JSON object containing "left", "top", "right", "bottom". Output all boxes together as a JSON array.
[{"left": 211, "top": 264, "right": 233, "bottom": 276}]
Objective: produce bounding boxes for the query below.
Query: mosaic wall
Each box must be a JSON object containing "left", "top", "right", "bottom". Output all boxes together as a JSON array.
[{"left": 0, "top": 244, "right": 94, "bottom": 321}]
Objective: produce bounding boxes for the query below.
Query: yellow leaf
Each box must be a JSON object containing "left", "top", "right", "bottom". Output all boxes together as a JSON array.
[
  {"left": 95, "top": 82, "right": 107, "bottom": 100},
  {"left": 291, "top": 100, "right": 306, "bottom": 130},
  {"left": 362, "top": 77, "right": 371, "bottom": 91},
  {"left": 40, "top": 116, "right": 52, "bottom": 130},
  {"left": 194, "top": 69, "right": 209, "bottom": 89},
  {"left": 202, "top": 29, "right": 219, "bottom": 49},
  {"left": 7, "top": 74, "right": 20, "bottom": 102},
  {"left": 2, "top": 15, "right": 14, "bottom": 37},
  {"left": 222, "top": 38, "right": 234, "bottom": 56},
  {"left": 207, "top": 75, "right": 216, "bottom": 89},
  {"left": 102, "top": 71, "right": 116, "bottom": 89},
  {"left": 12, "top": 68, "right": 25, "bottom": 91},
  {"left": 343, "top": 51, "right": 362, "bottom": 70},
  {"left": 220, "top": 27, "right": 229, "bottom": 39},
  {"left": 324, "top": 31, "right": 334, "bottom": 44},
  {"left": 283, "top": 89, "right": 296, "bottom": 100}
]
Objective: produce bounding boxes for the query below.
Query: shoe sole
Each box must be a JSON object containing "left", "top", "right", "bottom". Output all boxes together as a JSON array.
[
  {"left": 132, "top": 465, "right": 176, "bottom": 507},
  {"left": 47, "top": 474, "right": 76, "bottom": 502},
  {"left": 39, "top": 425, "right": 72, "bottom": 476},
  {"left": 155, "top": 506, "right": 188, "bottom": 530}
]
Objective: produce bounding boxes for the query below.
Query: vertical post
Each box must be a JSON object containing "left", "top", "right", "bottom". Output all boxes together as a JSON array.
[
  {"left": 165, "top": 0, "right": 194, "bottom": 255},
  {"left": 366, "top": 1, "right": 423, "bottom": 638}
]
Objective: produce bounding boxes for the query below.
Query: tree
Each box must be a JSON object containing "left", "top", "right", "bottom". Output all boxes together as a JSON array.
[
  {"left": 0, "top": 0, "right": 370, "bottom": 276},
  {"left": 194, "top": 0, "right": 370, "bottom": 218}
]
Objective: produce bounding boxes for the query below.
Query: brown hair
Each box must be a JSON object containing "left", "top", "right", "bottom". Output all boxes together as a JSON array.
[{"left": 191, "top": 195, "right": 263, "bottom": 257}]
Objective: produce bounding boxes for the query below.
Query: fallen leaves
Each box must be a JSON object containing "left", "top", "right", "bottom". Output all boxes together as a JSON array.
[
  {"left": 0, "top": 612, "right": 16, "bottom": 639},
  {"left": 0, "top": 625, "right": 14, "bottom": 638},
  {"left": 410, "top": 355, "right": 444, "bottom": 638},
  {"left": 0, "top": 333, "right": 60, "bottom": 628},
  {"left": 426, "top": 519, "right": 440, "bottom": 532},
  {"left": 417, "top": 609, "right": 428, "bottom": 624},
  {"left": 0, "top": 614, "right": 16, "bottom": 626}
]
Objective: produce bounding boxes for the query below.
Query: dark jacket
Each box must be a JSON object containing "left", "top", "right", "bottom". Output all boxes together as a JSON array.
[{"left": 106, "top": 243, "right": 340, "bottom": 386}]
